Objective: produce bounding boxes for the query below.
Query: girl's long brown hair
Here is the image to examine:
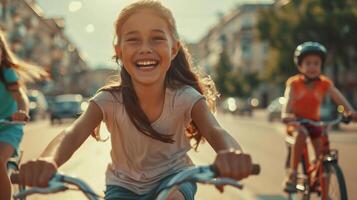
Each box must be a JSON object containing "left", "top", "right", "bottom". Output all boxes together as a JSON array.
[
  {"left": 92, "top": 0, "right": 218, "bottom": 149},
  {"left": 0, "top": 30, "right": 47, "bottom": 85}
]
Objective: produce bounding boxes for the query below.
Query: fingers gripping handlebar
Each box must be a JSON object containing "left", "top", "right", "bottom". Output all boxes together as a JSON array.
[{"left": 210, "top": 163, "right": 261, "bottom": 176}]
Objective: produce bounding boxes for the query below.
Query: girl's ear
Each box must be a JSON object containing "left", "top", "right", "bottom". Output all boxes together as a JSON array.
[
  {"left": 171, "top": 41, "right": 180, "bottom": 60},
  {"left": 115, "top": 44, "right": 122, "bottom": 59}
]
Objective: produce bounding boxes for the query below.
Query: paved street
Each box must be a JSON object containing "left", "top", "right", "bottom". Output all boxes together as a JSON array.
[{"left": 18, "top": 110, "right": 357, "bottom": 199}]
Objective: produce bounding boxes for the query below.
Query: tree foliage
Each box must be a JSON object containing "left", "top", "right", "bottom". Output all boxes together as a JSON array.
[
  {"left": 213, "top": 49, "right": 259, "bottom": 97},
  {"left": 257, "top": 0, "right": 357, "bottom": 86}
]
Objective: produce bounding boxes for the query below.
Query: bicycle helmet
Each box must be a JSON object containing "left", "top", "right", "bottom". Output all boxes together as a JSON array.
[{"left": 294, "top": 42, "right": 327, "bottom": 66}]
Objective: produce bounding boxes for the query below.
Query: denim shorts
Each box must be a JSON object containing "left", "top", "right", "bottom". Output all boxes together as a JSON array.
[
  {"left": 0, "top": 124, "right": 24, "bottom": 155},
  {"left": 105, "top": 172, "right": 197, "bottom": 200}
]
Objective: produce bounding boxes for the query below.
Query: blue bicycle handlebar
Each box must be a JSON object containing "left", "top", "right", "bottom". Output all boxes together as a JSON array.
[
  {"left": 156, "top": 164, "right": 260, "bottom": 200},
  {"left": 0, "top": 118, "right": 26, "bottom": 125},
  {"left": 11, "top": 164, "right": 260, "bottom": 200},
  {"left": 286, "top": 115, "right": 352, "bottom": 127}
]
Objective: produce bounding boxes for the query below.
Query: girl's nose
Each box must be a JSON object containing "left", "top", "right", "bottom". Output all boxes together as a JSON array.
[{"left": 139, "top": 42, "right": 153, "bottom": 54}]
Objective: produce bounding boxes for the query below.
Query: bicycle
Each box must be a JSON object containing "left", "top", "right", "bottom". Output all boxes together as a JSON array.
[
  {"left": 284, "top": 115, "right": 352, "bottom": 200},
  {"left": 10, "top": 164, "right": 260, "bottom": 200},
  {"left": 0, "top": 118, "right": 27, "bottom": 200}
]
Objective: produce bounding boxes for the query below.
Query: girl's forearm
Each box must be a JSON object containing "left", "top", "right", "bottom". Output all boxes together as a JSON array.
[
  {"left": 12, "top": 88, "right": 29, "bottom": 113},
  {"left": 40, "top": 102, "right": 102, "bottom": 167},
  {"left": 207, "top": 127, "right": 242, "bottom": 153},
  {"left": 40, "top": 128, "right": 83, "bottom": 167}
]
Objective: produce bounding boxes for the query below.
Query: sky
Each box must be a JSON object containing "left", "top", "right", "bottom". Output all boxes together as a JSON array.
[{"left": 36, "top": 0, "right": 272, "bottom": 69}]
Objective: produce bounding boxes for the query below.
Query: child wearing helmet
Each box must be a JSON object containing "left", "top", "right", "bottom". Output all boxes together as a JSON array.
[{"left": 281, "top": 41, "right": 357, "bottom": 192}]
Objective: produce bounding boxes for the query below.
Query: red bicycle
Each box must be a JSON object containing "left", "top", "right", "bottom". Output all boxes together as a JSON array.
[{"left": 284, "top": 115, "right": 351, "bottom": 200}]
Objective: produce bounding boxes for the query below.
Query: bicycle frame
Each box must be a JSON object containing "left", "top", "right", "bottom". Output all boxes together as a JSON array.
[{"left": 285, "top": 115, "right": 350, "bottom": 199}]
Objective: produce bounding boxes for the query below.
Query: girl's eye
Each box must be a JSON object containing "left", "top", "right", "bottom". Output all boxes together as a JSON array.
[
  {"left": 152, "top": 36, "right": 166, "bottom": 41},
  {"left": 126, "top": 38, "right": 139, "bottom": 42}
]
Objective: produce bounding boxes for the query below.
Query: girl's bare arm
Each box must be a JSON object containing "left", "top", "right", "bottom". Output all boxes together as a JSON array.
[
  {"left": 19, "top": 101, "right": 103, "bottom": 187},
  {"left": 39, "top": 101, "right": 103, "bottom": 167},
  {"left": 10, "top": 87, "right": 29, "bottom": 113},
  {"left": 191, "top": 99, "right": 242, "bottom": 152},
  {"left": 191, "top": 99, "right": 252, "bottom": 181}
]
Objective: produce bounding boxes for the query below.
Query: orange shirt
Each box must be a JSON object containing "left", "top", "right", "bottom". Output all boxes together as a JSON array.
[{"left": 286, "top": 74, "right": 333, "bottom": 121}]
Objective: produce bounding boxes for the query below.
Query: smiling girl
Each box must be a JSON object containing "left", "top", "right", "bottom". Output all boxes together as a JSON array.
[{"left": 18, "top": 1, "right": 256, "bottom": 199}]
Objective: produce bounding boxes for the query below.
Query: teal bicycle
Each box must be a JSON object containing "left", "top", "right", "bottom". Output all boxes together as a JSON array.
[{"left": 11, "top": 164, "right": 260, "bottom": 200}]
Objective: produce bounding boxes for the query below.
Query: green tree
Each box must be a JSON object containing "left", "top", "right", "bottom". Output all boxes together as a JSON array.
[
  {"left": 238, "top": 70, "right": 259, "bottom": 96},
  {"left": 213, "top": 49, "right": 237, "bottom": 97},
  {"left": 213, "top": 49, "right": 260, "bottom": 97},
  {"left": 257, "top": 0, "right": 357, "bottom": 88}
]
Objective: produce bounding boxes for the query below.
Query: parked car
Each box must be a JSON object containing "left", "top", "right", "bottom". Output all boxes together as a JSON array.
[
  {"left": 49, "top": 94, "right": 87, "bottom": 125},
  {"left": 267, "top": 97, "right": 285, "bottom": 122},
  {"left": 28, "top": 89, "right": 48, "bottom": 121}
]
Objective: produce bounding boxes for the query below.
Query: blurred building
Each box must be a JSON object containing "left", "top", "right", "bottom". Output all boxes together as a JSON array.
[
  {"left": 193, "top": 3, "right": 275, "bottom": 106},
  {"left": 79, "top": 68, "right": 117, "bottom": 97},
  {"left": 0, "top": 0, "right": 89, "bottom": 95},
  {"left": 195, "top": 3, "right": 271, "bottom": 74}
]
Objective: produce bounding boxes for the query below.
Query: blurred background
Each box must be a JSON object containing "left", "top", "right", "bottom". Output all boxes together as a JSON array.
[{"left": 1, "top": 0, "right": 356, "bottom": 199}]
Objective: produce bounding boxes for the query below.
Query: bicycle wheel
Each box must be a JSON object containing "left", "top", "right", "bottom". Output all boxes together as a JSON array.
[
  {"left": 323, "top": 162, "right": 348, "bottom": 200},
  {"left": 288, "top": 190, "right": 311, "bottom": 200},
  {"left": 287, "top": 155, "right": 311, "bottom": 200}
]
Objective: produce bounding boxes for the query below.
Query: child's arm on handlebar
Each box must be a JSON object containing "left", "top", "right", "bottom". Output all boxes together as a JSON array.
[
  {"left": 10, "top": 87, "right": 30, "bottom": 121},
  {"left": 19, "top": 101, "right": 103, "bottom": 187},
  {"left": 281, "top": 84, "right": 297, "bottom": 123},
  {"left": 191, "top": 99, "right": 253, "bottom": 183},
  {"left": 329, "top": 85, "right": 357, "bottom": 122}
]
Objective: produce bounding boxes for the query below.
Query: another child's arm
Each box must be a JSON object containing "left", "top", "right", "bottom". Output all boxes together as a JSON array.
[
  {"left": 4, "top": 67, "right": 29, "bottom": 121},
  {"left": 9, "top": 86, "right": 30, "bottom": 121},
  {"left": 191, "top": 99, "right": 252, "bottom": 181},
  {"left": 281, "top": 84, "right": 296, "bottom": 122},
  {"left": 19, "top": 101, "right": 103, "bottom": 187},
  {"left": 329, "top": 86, "right": 357, "bottom": 121}
]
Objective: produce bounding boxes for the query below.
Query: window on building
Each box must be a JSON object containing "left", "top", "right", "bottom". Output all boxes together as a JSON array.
[{"left": 241, "top": 37, "right": 252, "bottom": 59}]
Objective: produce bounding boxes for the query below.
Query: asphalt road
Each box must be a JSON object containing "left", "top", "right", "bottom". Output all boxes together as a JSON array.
[{"left": 17, "top": 110, "right": 357, "bottom": 199}]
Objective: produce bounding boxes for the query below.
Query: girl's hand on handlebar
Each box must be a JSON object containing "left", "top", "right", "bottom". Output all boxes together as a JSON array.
[
  {"left": 214, "top": 149, "right": 252, "bottom": 180},
  {"left": 19, "top": 157, "right": 58, "bottom": 187},
  {"left": 213, "top": 149, "right": 252, "bottom": 192}
]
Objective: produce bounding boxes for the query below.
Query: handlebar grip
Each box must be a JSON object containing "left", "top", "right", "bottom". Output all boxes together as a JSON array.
[
  {"left": 251, "top": 164, "right": 260, "bottom": 175},
  {"left": 342, "top": 115, "right": 352, "bottom": 124},
  {"left": 210, "top": 163, "right": 261, "bottom": 176},
  {"left": 10, "top": 172, "right": 21, "bottom": 185}
]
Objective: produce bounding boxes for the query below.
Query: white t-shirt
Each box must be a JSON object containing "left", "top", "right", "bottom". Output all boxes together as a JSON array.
[{"left": 90, "top": 85, "right": 204, "bottom": 194}]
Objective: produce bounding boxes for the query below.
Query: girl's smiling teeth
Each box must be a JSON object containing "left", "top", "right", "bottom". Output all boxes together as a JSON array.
[{"left": 136, "top": 60, "right": 159, "bottom": 68}]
